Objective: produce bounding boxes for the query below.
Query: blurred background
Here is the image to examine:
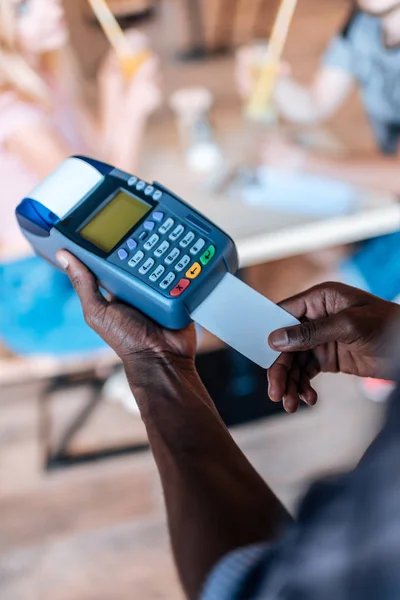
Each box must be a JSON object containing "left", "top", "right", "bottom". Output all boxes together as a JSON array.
[{"left": 1, "top": 0, "right": 400, "bottom": 598}]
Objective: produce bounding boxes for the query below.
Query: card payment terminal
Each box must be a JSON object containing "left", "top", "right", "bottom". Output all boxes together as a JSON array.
[{"left": 16, "top": 156, "right": 299, "bottom": 368}]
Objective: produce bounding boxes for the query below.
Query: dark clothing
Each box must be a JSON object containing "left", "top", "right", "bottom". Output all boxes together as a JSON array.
[{"left": 203, "top": 384, "right": 400, "bottom": 599}]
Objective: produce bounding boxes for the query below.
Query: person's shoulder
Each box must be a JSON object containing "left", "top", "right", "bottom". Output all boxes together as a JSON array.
[
  {"left": 0, "top": 90, "right": 46, "bottom": 144},
  {"left": 0, "top": 90, "right": 19, "bottom": 111},
  {"left": 339, "top": 9, "right": 380, "bottom": 42},
  {"left": 0, "top": 90, "right": 43, "bottom": 115}
]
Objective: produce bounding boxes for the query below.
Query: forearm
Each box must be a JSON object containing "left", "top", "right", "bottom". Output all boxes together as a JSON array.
[
  {"left": 274, "top": 68, "right": 353, "bottom": 127},
  {"left": 98, "top": 83, "right": 147, "bottom": 172},
  {"left": 124, "top": 355, "right": 291, "bottom": 600},
  {"left": 108, "top": 116, "right": 146, "bottom": 173},
  {"left": 274, "top": 78, "right": 326, "bottom": 125},
  {"left": 305, "top": 153, "right": 400, "bottom": 194}
]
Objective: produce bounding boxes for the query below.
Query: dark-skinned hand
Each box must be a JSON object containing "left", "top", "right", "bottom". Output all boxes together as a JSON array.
[
  {"left": 56, "top": 251, "right": 197, "bottom": 366},
  {"left": 57, "top": 256, "right": 399, "bottom": 416},
  {"left": 267, "top": 282, "right": 400, "bottom": 414}
]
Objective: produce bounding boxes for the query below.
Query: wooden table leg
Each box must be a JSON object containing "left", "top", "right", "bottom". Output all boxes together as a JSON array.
[
  {"left": 211, "top": 0, "right": 239, "bottom": 53},
  {"left": 178, "top": 0, "right": 208, "bottom": 60}
]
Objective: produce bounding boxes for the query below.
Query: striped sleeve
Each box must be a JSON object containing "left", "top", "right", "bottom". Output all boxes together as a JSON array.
[{"left": 201, "top": 544, "right": 273, "bottom": 600}]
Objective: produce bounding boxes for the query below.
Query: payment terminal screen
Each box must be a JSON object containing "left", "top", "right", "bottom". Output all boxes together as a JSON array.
[{"left": 80, "top": 190, "right": 151, "bottom": 253}]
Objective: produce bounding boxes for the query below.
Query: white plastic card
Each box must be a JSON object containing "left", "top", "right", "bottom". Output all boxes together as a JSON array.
[{"left": 191, "top": 273, "right": 299, "bottom": 369}]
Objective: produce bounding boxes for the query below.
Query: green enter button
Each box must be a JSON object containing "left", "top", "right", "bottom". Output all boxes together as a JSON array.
[{"left": 200, "top": 245, "right": 216, "bottom": 266}]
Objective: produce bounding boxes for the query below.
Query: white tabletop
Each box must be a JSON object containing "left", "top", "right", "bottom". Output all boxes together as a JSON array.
[
  {"left": 205, "top": 190, "right": 400, "bottom": 268},
  {"left": 143, "top": 145, "right": 400, "bottom": 269}
]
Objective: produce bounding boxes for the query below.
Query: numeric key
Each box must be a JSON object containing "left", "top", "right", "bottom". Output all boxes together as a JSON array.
[
  {"left": 139, "top": 258, "right": 155, "bottom": 275},
  {"left": 144, "top": 234, "right": 159, "bottom": 251},
  {"left": 165, "top": 248, "right": 180, "bottom": 266},
  {"left": 159, "top": 218, "right": 175, "bottom": 235},
  {"left": 169, "top": 224, "right": 185, "bottom": 242},
  {"left": 149, "top": 265, "right": 165, "bottom": 282},
  {"left": 154, "top": 240, "right": 170, "bottom": 258},
  {"left": 128, "top": 250, "right": 144, "bottom": 268},
  {"left": 190, "top": 238, "right": 206, "bottom": 255},
  {"left": 175, "top": 255, "right": 191, "bottom": 272},
  {"left": 180, "top": 231, "right": 195, "bottom": 248}
]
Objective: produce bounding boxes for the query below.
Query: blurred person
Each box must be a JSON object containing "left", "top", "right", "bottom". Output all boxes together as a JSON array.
[
  {"left": 0, "top": 0, "right": 160, "bottom": 356},
  {"left": 56, "top": 249, "right": 400, "bottom": 600},
  {"left": 237, "top": 0, "right": 400, "bottom": 305}
]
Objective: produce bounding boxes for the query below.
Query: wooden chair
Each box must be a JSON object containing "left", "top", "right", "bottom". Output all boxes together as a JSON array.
[
  {"left": 172, "top": 0, "right": 279, "bottom": 59},
  {"left": 0, "top": 351, "right": 126, "bottom": 470}
]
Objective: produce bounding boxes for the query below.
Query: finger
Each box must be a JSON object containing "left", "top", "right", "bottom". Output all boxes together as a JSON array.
[
  {"left": 276, "top": 282, "right": 361, "bottom": 322},
  {"left": 125, "top": 29, "right": 148, "bottom": 47},
  {"left": 101, "top": 49, "right": 119, "bottom": 72},
  {"left": 279, "top": 61, "right": 292, "bottom": 77},
  {"left": 299, "top": 373, "right": 318, "bottom": 406},
  {"left": 56, "top": 251, "right": 109, "bottom": 334},
  {"left": 283, "top": 388, "right": 300, "bottom": 413},
  {"left": 99, "top": 50, "right": 122, "bottom": 86},
  {"left": 276, "top": 285, "right": 326, "bottom": 320},
  {"left": 267, "top": 353, "right": 293, "bottom": 402},
  {"left": 269, "top": 313, "right": 353, "bottom": 353},
  {"left": 305, "top": 356, "right": 321, "bottom": 380},
  {"left": 283, "top": 360, "right": 301, "bottom": 413},
  {"left": 289, "top": 352, "right": 318, "bottom": 406},
  {"left": 279, "top": 283, "right": 338, "bottom": 319},
  {"left": 133, "top": 56, "right": 159, "bottom": 81}
]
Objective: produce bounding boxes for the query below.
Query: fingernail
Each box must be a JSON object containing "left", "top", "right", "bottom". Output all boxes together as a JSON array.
[
  {"left": 269, "top": 330, "right": 289, "bottom": 349},
  {"left": 285, "top": 398, "right": 297, "bottom": 413},
  {"left": 268, "top": 386, "right": 278, "bottom": 401},
  {"left": 303, "top": 389, "right": 317, "bottom": 406},
  {"left": 301, "top": 393, "right": 313, "bottom": 406},
  {"left": 56, "top": 252, "right": 69, "bottom": 269}
]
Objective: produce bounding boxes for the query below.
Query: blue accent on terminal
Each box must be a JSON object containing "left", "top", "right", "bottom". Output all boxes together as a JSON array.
[{"left": 15, "top": 198, "right": 59, "bottom": 237}]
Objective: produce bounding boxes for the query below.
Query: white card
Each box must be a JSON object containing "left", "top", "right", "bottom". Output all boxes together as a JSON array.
[{"left": 191, "top": 273, "right": 299, "bottom": 369}]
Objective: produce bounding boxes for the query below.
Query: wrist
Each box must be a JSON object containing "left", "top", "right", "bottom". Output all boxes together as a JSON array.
[
  {"left": 123, "top": 349, "right": 195, "bottom": 376},
  {"left": 122, "top": 350, "right": 213, "bottom": 422},
  {"left": 117, "top": 107, "right": 147, "bottom": 131},
  {"left": 122, "top": 350, "right": 196, "bottom": 393},
  {"left": 107, "top": 117, "right": 146, "bottom": 170}
]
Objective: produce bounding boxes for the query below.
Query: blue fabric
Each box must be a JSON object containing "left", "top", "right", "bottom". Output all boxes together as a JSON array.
[
  {"left": 202, "top": 545, "right": 272, "bottom": 600},
  {"left": 322, "top": 12, "right": 400, "bottom": 300},
  {"left": 323, "top": 13, "right": 400, "bottom": 153},
  {"left": 341, "top": 232, "right": 400, "bottom": 301},
  {"left": 0, "top": 256, "right": 107, "bottom": 356}
]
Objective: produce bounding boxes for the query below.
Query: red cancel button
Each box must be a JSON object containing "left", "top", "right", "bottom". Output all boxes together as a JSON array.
[{"left": 170, "top": 278, "right": 190, "bottom": 297}]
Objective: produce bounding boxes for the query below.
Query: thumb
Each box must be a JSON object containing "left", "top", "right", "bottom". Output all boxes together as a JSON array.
[
  {"left": 56, "top": 251, "right": 108, "bottom": 333},
  {"left": 269, "top": 314, "right": 351, "bottom": 352}
]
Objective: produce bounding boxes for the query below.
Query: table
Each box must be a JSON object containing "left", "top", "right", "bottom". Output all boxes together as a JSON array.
[{"left": 142, "top": 108, "right": 400, "bottom": 270}]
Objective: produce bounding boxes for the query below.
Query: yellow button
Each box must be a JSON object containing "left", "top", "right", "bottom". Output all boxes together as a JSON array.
[{"left": 186, "top": 262, "right": 202, "bottom": 279}]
